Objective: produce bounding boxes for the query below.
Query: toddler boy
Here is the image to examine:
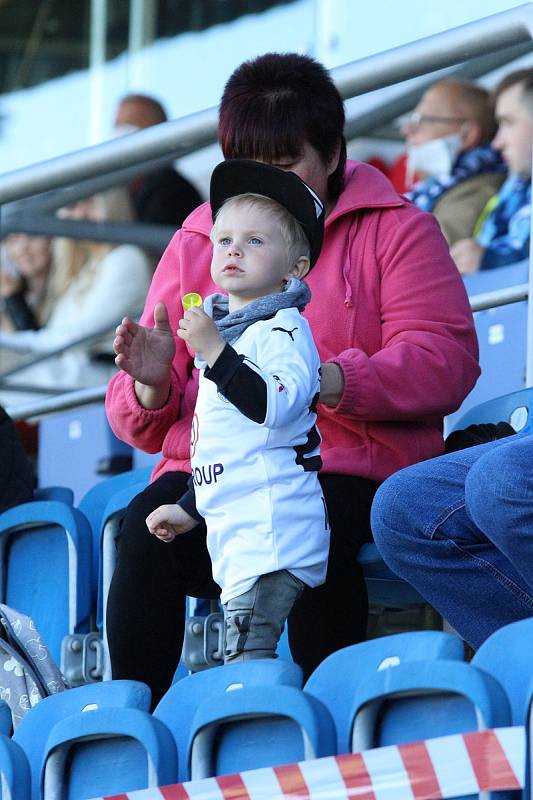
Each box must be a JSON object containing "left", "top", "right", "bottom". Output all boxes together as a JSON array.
[{"left": 146, "top": 159, "right": 330, "bottom": 662}]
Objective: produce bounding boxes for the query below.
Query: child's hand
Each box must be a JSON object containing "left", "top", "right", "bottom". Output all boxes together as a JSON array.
[
  {"left": 114, "top": 302, "right": 175, "bottom": 385},
  {"left": 146, "top": 504, "right": 198, "bottom": 543},
  {"left": 177, "top": 307, "right": 225, "bottom": 366}
]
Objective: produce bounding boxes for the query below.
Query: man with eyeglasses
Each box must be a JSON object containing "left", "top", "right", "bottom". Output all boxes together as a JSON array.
[
  {"left": 450, "top": 69, "right": 533, "bottom": 274},
  {"left": 402, "top": 79, "right": 505, "bottom": 246}
]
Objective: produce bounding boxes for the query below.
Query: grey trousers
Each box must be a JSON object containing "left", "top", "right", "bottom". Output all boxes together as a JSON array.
[{"left": 223, "top": 570, "right": 305, "bottom": 663}]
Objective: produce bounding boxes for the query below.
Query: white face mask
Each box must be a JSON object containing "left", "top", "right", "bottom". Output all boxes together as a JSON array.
[
  {"left": 407, "top": 132, "right": 462, "bottom": 181},
  {"left": 111, "top": 123, "right": 139, "bottom": 138}
]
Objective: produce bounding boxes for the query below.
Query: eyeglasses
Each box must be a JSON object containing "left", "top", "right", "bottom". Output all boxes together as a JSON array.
[{"left": 398, "top": 111, "right": 468, "bottom": 130}]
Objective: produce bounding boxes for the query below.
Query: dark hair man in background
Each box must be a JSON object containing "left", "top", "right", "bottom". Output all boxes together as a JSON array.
[{"left": 114, "top": 93, "right": 202, "bottom": 228}]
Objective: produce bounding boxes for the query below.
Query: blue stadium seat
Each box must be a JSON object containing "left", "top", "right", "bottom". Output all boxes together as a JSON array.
[
  {"left": 463, "top": 259, "right": 529, "bottom": 297},
  {"left": 447, "top": 386, "right": 533, "bottom": 435},
  {"left": 473, "top": 618, "right": 533, "bottom": 725},
  {"left": 357, "top": 542, "right": 427, "bottom": 609},
  {"left": 304, "top": 630, "right": 465, "bottom": 753},
  {"left": 524, "top": 676, "right": 533, "bottom": 800},
  {"left": 40, "top": 707, "right": 176, "bottom": 799},
  {"left": 33, "top": 486, "right": 74, "bottom": 504},
  {"left": 154, "top": 658, "right": 302, "bottom": 781},
  {"left": 183, "top": 602, "right": 293, "bottom": 671},
  {"left": 74, "top": 468, "right": 191, "bottom": 684},
  {"left": 362, "top": 391, "right": 532, "bottom": 620},
  {"left": 347, "top": 659, "right": 511, "bottom": 754},
  {"left": 97, "top": 476, "right": 153, "bottom": 679},
  {"left": 447, "top": 260, "right": 529, "bottom": 430},
  {"left": 132, "top": 448, "right": 161, "bottom": 469},
  {"left": 0, "top": 734, "right": 30, "bottom": 800},
  {"left": 13, "top": 679, "right": 151, "bottom": 800},
  {"left": 37, "top": 404, "right": 133, "bottom": 503},
  {"left": 188, "top": 685, "right": 335, "bottom": 779},
  {"left": 0, "top": 700, "right": 12, "bottom": 737},
  {"left": 0, "top": 500, "right": 92, "bottom": 665},
  {"left": 78, "top": 466, "right": 152, "bottom": 606}
]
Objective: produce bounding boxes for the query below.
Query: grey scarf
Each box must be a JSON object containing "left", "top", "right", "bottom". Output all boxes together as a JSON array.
[{"left": 195, "top": 278, "right": 311, "bottom": 368}]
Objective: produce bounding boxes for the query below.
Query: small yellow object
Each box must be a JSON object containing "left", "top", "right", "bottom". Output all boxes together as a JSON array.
[{"left": 182, "top": 292, "right": 203, "bottom": 310}]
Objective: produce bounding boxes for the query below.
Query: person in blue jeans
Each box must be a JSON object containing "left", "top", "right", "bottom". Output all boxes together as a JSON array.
[{"left": 371, "top": 431, "right": 533, "bottom": 649}]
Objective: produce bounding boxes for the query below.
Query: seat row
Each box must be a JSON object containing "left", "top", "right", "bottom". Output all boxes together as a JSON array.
[
  {"left": 33, "top": 261, "right": 530, "bottom": 504},
  {"left": 2, "top": 386, "right": 532, "bottom": 691},
  {"left": 0, "top": 620, "right": 531, "bottom": 798}
]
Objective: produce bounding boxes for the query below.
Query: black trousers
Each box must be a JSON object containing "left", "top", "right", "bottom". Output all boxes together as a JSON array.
[{"left": 106, "top": 470, "right": 379, "bottom": 708}]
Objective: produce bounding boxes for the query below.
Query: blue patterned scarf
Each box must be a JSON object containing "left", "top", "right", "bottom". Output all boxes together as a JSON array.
[
  {"left": 406, "top": 145, "right": 506, "bottom": 212},
  {"left": 476, "top": 174, "right": 531, "bottom": 270}
]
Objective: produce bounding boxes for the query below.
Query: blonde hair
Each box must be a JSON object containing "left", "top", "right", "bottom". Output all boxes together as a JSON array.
[
  {"left": 49, "top": 187, "right": 136, "bottom": 300},
  {"left": 211, "top": 193, "right": 310, "bottom": 267}
]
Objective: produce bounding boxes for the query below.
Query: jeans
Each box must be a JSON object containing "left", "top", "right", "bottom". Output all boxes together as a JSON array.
[
  {"left": 223, "top": 570, "right": 304, "bottom": 662},
  {"left": 371, "top": 432, "right": 533, "bottom": 649}
]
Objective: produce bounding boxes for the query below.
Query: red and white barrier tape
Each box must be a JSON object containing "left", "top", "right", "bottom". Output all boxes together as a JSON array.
[{"left": 91, "top": 726, "right": 525, "bottom": 800}]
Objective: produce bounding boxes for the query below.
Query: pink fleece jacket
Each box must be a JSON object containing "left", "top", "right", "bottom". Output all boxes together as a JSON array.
[{"left": 106, "top": 161, "right": 480, "bottom": 483}]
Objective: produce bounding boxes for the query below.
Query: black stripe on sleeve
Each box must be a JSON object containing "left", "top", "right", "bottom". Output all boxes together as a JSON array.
[
  {"left": 205, "top": 343, "right": 267, "bottom": 423},
  {"left": 177, "top": 476, "right": 204, "bottom": 523}
]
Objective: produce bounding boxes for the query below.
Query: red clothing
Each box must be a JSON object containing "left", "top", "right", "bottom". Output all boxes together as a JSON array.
[
  {"left": 387, "top": 152, "right": 416, "bottom": 194},
  {"left": 106, "top": 161, "right": 480, "bottom": 483}
]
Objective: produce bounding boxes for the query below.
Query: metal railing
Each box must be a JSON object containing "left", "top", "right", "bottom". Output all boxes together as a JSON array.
[
  {"left": 2, "top": 2, "right": 533, "bottom": 420},
  {"left": 7, "top": 284, "right": 527, "bottom": 421},
  {"left": 2, "top": 5, "right": 533, "bottom": 206}
]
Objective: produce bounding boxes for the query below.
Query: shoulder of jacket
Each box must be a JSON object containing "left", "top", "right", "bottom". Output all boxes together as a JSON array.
[{"left": 181, "top": 201, "right": 213, "bottom": 236}]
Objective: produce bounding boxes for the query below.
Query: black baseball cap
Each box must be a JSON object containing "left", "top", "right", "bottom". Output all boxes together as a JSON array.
[{"left": 209, "top": 159, "right": 325, "bottom": 268}]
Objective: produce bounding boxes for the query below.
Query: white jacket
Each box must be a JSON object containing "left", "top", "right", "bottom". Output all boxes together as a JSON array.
[{"left": 192, "top": 307, "right": 330, "bottom": 604}]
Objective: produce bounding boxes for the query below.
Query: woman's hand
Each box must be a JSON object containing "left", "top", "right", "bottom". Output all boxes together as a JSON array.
[
  {"left": 450, "top": 239, "right": 485, "bottom": 274},
  {"left": 0, "top": 270, "right": 23, "bottom": 298},
  {"left": 146, "top": 503, "right": 198, "bottom": 543},
  {"left": 319, "top": 362, "right": 345, "bottom": 407},
  {"left": 178, "top": 307, "right": 225, "bottom": 366},
  {"left": 114, "top": 302, "right": 176, "bottom": 409}
]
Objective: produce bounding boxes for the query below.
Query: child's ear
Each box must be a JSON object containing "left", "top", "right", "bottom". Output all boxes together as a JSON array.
[{"left": 289, "top": 256, "right": 310, "bottom": 280}]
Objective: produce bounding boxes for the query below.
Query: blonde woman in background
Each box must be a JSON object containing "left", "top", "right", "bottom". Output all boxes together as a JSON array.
[
  {"left": 0, "top": 187, "right": 152, "bottom": 391},
  {"left": 0, "top": 234, "right": 55, "bottom": 332}
]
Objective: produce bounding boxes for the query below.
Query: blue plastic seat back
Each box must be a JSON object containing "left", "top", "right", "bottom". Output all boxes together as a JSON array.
[
  {"left": 33, "top": 487, "right": 74, "bottom": 505},
  {"left": 0, "top": 700, "right": 12, "bottom": 737},
  {"left": 375, "top": 693, "right": 479, "bottom": 744},
  {"left": 97, "top": 476, "right": 152, "bottom": 639},
  {"left": 305, "top": 630, "right": 465, "bottom": 753},
  {"left": 78, "top": 466, "right": 151, "bottom": 606},
  {"left": 13, "top": 679, "right": 150, "bottom": 800},
  {"left": 37, "top": 405, "right": 133, "bottom": 504},
  {"left": 41, "top": 707, "right": 176, "bottom": 799},
  {"left": 0, "top": 500, "right": 92, "bottom": 664},
  {"left": 473, "top": 617, "right": 533, "bottom": 725},
  {"left": 132, "top": 448, "right": 161, "bottom": 469},
  {"left": 447, "top": 261, "right": 529, "bottom": 430},
  {"left": 0, "top": 733, "right": 31, "bottom": 800},
  {"left": 188, "top": 685, "right": 335, "bottom": 780},
  {"left": 154, "top": 658, "right": 302, "bottom": 782},
  {"left": 448, "top": 386, "right": 533, "bottom": 434},
  {"left": 348, "top": 659, "right": 511, "bottom": 755},
  {"left": 357, "top": 542, "right": 426, "bottom": 607}
]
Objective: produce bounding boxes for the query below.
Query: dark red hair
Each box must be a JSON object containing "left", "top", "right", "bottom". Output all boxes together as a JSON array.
[{"left": 219, "top": 53, "right": 346, "bottom": 200}]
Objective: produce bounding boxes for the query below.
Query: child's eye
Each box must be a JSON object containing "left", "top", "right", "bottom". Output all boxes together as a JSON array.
[
  {"left": 249, "top": 237, "right": 262, "bottom": 245},
  {"left": 219, "top": 237, "right": 231, "bottom": 246}
]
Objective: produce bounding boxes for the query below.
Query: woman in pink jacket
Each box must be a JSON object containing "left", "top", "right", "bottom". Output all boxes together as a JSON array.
[{"left": 106, "top": 52, "right": 480, "bottom": 705}]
